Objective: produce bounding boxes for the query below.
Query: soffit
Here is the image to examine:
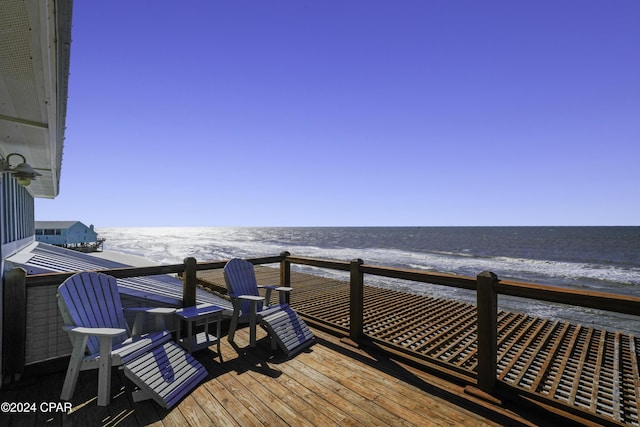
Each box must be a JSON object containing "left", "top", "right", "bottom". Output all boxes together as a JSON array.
[{"left": 0, "top": 0, "right": 72, "bottom": 198}]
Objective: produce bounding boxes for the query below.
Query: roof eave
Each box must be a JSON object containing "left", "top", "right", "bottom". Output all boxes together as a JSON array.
[{"left": 0, "top": 0, "right": 73, "bottom": 199}]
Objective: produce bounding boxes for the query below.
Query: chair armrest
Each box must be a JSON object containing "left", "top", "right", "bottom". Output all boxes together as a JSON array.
[
  {"left": 234, "top": 295, "right": 263, "bottom": 316},
  {"left": 63, "top": 326, "right": 127, "bottom": 369},
  {"left": 262, "top": 286, "right": 292, "bottom": 305},
  {"left": 257, "top": 285, "right": 291, "bottom": 292},
  {"left": 258, "top": 285, "right": 281, "bottom": 306},
  {"left": 63, "top": 326, "right": 126, "bottom": 337},
  {"left": 237, "top": 295, "right": 264, "bottom": 301},
  {"left": 124, "top": 307, "right": 176, "bottom": 336},
  {"left": 124, "top": 307, "right": 176, "bottom": 315}
]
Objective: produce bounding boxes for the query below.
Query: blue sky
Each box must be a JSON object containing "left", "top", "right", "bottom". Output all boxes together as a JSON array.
[{"left": 36, "top": 1, "right": 640, "bottom": 227}]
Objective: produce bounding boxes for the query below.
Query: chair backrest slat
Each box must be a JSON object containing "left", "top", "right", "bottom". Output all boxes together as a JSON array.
[
  {"left": 58, "top": 272, "right": 129, "bottom": 355},
  {"left": 223, "top": 258, "right": 262, "bottom": 316}
]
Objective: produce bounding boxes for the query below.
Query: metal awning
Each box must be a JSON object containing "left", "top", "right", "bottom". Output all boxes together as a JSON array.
[{"left": 7, "top": 242, "right": 232, "bottom": 309}]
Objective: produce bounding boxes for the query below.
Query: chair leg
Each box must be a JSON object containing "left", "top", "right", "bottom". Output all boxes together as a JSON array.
[
  {"left": 60, "top": 335, "right": 89, "bottom": 401},
  {"left": 249, "top": 301, "right": 258, "bottom": 347},
  {"left": 228, "top": 302, "right": 240, "bottom": 345},
  {"left": 97, "top": 336, "right": 113, "bottom": 406},
  {"left": 264, "top": 288, "right": 273, "bottom": 307}
]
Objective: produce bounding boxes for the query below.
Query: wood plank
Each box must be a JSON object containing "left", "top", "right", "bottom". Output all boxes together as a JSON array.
[
  {"left": 589, "top": 330, "right": 608, "bottom": 413},
  {"left": 234, "top": 370, "right": 318, "bottom": 426},
  {"left": 613, "top": 331, "right": 622, "bottom": 423},
  {"left": 282, "top": 359, "right": 377, "bottom": 427},
  {"left": 629, "top": 335, "right": 640, "bottom": 425},
  {"left": 499, "top": 320, "right": 557, "bottom": 383},
  {"left": 497, "top": 315, "right": 535, "bottom": 363},
  {"left": 529, "top": 321, "right": 571, "bottom": 393},
  {"left": 437, "top": 323, "right": 478, "bottom": 361},
  {"left": 568, "top": 327, "right": 594, "bottom": 406},
  {"left": 211, "top": 369, "right": 284, "bottom": 426},
  {"left": 513, "top": 321, "right": 560, "bottom": 389},
  {"left": 233, "top": 328, "right": 412, "bottom": 426},
  {"left": 309, "top": 345, "right": 460, "bottom": 426},
  {"left": 210, "top": 332, "right": 317, "bottom": 426},
  {"left": 545, "top": 324, "right": 582, "bottom": 399},
  {"left": 380, "top": 299, "right": 464, "bottom": 343},
  {"left": 200, "top": 377, "right": 252, "bottom": 426},
  {"left": 241, "top": 361, "right": 339, "bottom": 426},
  {"left": 380, "top": 298, "right": 463, "bottom": 333},
  {"left": 173, "top": 393, "right": 214, "bottom": 426},
  {"left": 415, "top": 306, "right": 477, "bottom": 353},
  {"left": 455, "top": 311, "right": 509, "bottom": 369}
]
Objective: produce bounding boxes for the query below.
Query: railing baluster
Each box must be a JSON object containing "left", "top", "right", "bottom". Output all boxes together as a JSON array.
[
  {"left": 280, "top": 251, "right": 291, "bottom": 304},
  {"left": 349, "top": 259, "right": 364, "bottom": 343},
  {"left": 182, "top": 257, "right": 197, "bottom": 307},
  {"left": 476, "top": 271, "right": 498, "bottom": 394}
]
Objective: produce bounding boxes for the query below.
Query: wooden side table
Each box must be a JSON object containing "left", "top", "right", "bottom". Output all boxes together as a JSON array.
[{"left": 175, "top": 304, "right": 224, "bottom": 360}]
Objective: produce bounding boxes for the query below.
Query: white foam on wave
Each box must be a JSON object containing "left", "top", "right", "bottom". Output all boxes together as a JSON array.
[
  {"left": 99, "top": 227, "right": 640, "bottom": 288},
  {"left": 283, "top": 242, "right": 640, "bottom": 290},
  {"left": 100, "top": 227, "right": 468, "bottom": 293},
  {"left": 96, "top": 227, "right": 640, "bottom": 334}
]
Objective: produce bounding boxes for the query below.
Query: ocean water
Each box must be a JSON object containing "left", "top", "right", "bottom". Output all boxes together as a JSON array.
[{"left": 97, "top": 226, "right": 640, "bottom": 334}]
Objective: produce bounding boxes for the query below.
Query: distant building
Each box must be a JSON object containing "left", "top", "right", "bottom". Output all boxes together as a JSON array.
[{"left": 35, "top": 221, "right": 105, "bottom": 252}]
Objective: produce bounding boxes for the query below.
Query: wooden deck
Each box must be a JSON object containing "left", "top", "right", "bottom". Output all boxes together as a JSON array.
[
  {"left": 196, "top": 266, "right": 640, "bottom": 427},
  {"left": 1, "top": 325, "right": 579, "bottom": 426},
  {"left": 0, "top": 269, "right": 637, "bottom": 426}
]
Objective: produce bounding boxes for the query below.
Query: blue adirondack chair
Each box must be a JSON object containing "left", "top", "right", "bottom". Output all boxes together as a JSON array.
[
  {"left": 223, "top": 258, "right": 314, "bottom": 356},
  {"left": 57, "top": 272, "right": 208, "bottom": 407}
]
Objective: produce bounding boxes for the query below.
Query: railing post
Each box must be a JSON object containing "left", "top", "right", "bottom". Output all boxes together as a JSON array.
[
  {"left": 349, "top": 258, "right": 364, "bottom": 343},
  {"left": 3, "top": 267, "right": 27, "bottom": 383},
  {"left": 182, "top": 257, "right": 197, "bottom": 307},
  {"left": 280, "top": 251, "right": 291, "bottom": 304},
  {"left": 476, "top": 271, "right": 498, "bottom": 394}
]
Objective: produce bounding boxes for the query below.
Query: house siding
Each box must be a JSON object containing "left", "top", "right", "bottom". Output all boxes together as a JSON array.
[
  {"left": 35, "top": 221, "right": 99, "bottom": 246},
  {"left": 1, "top": 173, "right": 35, "bottom": 248}
]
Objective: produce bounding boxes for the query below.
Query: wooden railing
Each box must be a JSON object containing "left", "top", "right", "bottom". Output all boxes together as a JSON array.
[
  {"left": 278, "top": 254, "right": 640, "bottom": 396},
  {"left": 4, "top": 251, "right": 640, "bottom": 399}
]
